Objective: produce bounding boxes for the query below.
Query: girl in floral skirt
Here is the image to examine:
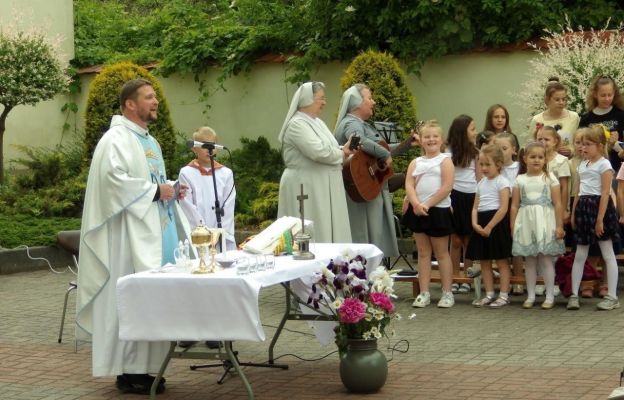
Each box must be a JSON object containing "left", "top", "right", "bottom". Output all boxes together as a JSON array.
[{"left": 568, "top": 126, "right": 620, "bottom": 310}]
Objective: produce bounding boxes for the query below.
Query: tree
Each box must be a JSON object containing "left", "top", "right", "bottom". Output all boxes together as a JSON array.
[{"left": 0, "top": 30, "right": 69, "bottom": 183}]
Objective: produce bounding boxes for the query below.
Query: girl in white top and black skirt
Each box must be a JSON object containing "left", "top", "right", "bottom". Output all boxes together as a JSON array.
[
  {"left": 446, "top": 114, "right": 481, "bottom": 293},
  {"left": 467, "top": 144, "right": 513, "bottom": 308},
  {"left": 568, "top": 126, "right": 620, "bottom": 311},
  {"left": 403, "top": 121, "right": 455, "bottom": 309}
]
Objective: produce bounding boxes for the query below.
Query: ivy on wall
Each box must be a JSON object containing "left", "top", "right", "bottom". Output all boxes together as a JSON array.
[{"left": 74, "top": 0, "right": 624, "bottom": 98}]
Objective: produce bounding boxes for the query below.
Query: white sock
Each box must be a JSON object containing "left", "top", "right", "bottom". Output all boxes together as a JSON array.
[
  {"left": 571, "top": 245, "right": 589, "bottom": 296},
  {"left": 524, "top": 256, "right": 537, "bottom": 301},
  {"left": 540, "top": 254, "right": 555, "bottom": 302},
  {"left": 598, "top": 240, "right": 619, "bottom": 299}
]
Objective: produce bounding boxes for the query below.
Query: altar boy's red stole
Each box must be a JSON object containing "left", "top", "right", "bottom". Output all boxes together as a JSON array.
[{"left": 187, "top": 159, "right": 224, "bottom": 176}]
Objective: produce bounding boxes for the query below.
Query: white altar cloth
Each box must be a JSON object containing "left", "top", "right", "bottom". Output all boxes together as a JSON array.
[{"left": 117, "top": 243, "right": 382, "bottom": 343}]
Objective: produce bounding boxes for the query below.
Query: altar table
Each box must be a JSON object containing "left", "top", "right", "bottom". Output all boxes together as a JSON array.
[{"left": 116, "top": 243, "right": 383, "bottom": 398}]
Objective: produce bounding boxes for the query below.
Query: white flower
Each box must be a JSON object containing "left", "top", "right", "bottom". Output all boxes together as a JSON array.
[
  {"left": 345, "top": 5, "right": 356, "bottom": 12},
  {"left": 370, "top": 326, "right": 382, "bottom": 339},
  {"left": 395, "top": 313, "right": 402, "bottom": 321},
  {"left": 514, "top": 18, "right": 624, "bottom": 131},
  {"left": 408, "top": 313, "right": 417, "bottom": 320},
  {"left": 321, "top": 266, "right": 335, "bottom": 280},
  {"left": 332, "top": 298, "right": 343, "bottom": 309},
  {"left": 369, "top": 266, "right": 394, "bottom": 294},
  {"left": 362, "top": 331, "right": 372, "bottom": 340}
]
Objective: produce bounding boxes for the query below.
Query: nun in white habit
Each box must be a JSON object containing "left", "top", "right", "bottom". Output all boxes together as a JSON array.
[
  {"left": 277, "top": 81, "right": 354, "bottom": 243},
  {"left": 334, "top": 84, "right": 416, "bottom": 258}
]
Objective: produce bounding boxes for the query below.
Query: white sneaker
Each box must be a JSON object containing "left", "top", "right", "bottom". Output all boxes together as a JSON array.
[
  {"left": 553, "top": 286, "right": 561, "bottom": 297},
  {"left": 412, "top": 292, "right": 431, "bottom": 308},
  {"left": 535, "top": 285, "right": 545, "bottom": 296},
  {"left": 437, "top": 292, "right": 455, "bottom": 308}
]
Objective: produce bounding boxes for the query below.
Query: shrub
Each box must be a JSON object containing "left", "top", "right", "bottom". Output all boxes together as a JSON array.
[
  {"left": 340, "top": 50, "right": 418, "bottom": 131},
  {"left": 340, "top": 50, "right": 419, "bottom": 208},
  {"left": 0, "top": 214, "right": 81, "bottom": 248},
  {"left": 228, "top": 136, "right": 283, "bottom": 228},
  {"left": 0, "top": 137, "right": 87, "bottom": 218},
  {"left": 516, "top": 19, "right": 624, "bottom": 120},
  {"left": 83, "top": 62, "right": 177, "bottom": 175}
]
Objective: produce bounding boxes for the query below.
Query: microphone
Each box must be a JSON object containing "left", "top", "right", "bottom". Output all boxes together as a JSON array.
[{"left": 186, "top": 140, "right": 226, "bottom": 150}]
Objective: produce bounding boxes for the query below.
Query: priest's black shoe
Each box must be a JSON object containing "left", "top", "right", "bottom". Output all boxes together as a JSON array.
[{"left": 116, "top": 374, "right": 165, "bottom": 395}]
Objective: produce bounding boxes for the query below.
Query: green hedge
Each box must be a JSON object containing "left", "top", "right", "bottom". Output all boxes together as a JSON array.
[{"left": 0, "top": 214, "right": 81, "bottom": 248}]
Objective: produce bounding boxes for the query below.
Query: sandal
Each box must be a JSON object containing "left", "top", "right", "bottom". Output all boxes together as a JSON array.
[
  {"left": 599, "top": 284, "right": 608, "bottom": 298},
  {"left": 473, "top": 295, "right": 494, "bottom": 308},
  {"left": 581, "top": 287, "right": 593, "bottom": 298},
  {"left": 488, "top": 296, "right": 510, "bottom": 308}
]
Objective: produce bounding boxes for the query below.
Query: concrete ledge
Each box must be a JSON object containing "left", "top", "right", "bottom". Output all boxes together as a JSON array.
[{"left": 0, "top": 246, "right": 74, "bottom": 275}]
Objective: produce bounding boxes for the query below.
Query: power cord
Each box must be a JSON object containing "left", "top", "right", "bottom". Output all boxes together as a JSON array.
[
  {"left": 11, "top": 244, "right": 77, "bottom": 275},
  {"left": 262, "top": 323, "right": 410, "bottom": 363}
]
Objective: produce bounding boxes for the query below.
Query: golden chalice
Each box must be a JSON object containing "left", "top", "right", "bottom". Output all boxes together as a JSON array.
[
  {"left": 205, "top": 228, "right": 223, "bottom": 273},
  {"left": 191, "top": 222, "right": 211, "bottom": 274}
]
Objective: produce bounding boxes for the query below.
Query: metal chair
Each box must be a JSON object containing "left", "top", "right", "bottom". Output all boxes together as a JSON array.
[{"left": 56, "top": 230, "right": 80, "bottom": 350}]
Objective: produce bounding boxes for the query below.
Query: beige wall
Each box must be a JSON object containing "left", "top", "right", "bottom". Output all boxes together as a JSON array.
[
  {"left": 75, "top": 51, "right": 536, "bottom": 154},
  {"left": 162, "top": 51, "right": 536, "bottom": 150},
  {"left": 2, "top": 3, "right": 538, "bottom": 168},
  {"left": 0, "top": 0, "right": 74, "bottom": 166}
]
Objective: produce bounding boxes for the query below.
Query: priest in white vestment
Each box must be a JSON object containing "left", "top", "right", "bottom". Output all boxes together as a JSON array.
[
  {"left": 179, "top": 126, "right": 236, "bottom": 250},
  {"left": 76, "top": 79, "right": 192, "bottom": 394}
]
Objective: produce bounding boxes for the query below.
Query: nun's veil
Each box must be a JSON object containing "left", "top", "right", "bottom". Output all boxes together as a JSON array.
[
  {"left": 277, "top": 81, "right": 323, "bottom": 143},
  {"left": 334, "top": 84, "right": 365, "bottom": 131}
]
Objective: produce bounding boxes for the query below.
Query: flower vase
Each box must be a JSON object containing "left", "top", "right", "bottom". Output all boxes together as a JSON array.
[{"left": 339, "top": 339, "right": 387, "bottom": 393}]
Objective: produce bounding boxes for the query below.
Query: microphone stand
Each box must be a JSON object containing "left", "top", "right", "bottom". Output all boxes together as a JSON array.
[
  {"left": 189, "top": 143, "right": 288, "bottom": 379},
  {"left": 207, "top": 144, "right": 224, "bottom": 253}
]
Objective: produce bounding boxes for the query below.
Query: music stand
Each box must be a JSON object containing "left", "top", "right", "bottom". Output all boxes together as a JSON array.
[{"left": 189, "top": 142, "right": 288, "bottom": 381}]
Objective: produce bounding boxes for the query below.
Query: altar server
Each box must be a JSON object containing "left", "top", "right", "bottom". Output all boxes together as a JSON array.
[{"left": 179, "top": 126, "right": 236, "bottom": 250}]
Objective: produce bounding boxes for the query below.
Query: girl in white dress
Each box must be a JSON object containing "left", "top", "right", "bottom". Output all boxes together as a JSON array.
[
  {"left": 510, "top": 142, "right": 565, "bottom": 309},
  {"left": 403, "top": 121, "right": 455, "bottom": 308}
]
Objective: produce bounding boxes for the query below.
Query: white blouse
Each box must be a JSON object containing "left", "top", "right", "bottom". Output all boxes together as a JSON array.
[{"left": 412, "top": 153, "right": 452, "bottom": 208}]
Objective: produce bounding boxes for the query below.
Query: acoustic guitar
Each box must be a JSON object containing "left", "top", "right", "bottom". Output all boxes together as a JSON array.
[{"left": 343, "top": 123, "right": 422, "bottom": 202}]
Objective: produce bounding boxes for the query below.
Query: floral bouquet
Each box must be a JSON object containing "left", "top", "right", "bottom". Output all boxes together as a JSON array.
[{"left": 307, "top": 252, "right": 399, "bottom": 352}]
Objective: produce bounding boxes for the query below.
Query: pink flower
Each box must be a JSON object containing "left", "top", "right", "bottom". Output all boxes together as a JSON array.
[
  {"left": 338, "top": 298, "right": 367, "bottom": 324},
  {"left": 369, "top": 292, "right": 395, "bottom": 313}
]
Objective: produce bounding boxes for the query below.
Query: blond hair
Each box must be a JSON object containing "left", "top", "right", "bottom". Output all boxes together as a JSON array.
[
  {"left": 193, "top": 126, "right": 218, "bottom": 142},
  {"left": 581, "top": 125, "right": 609, "bottom": 156},
  {"left": 535, "top": 125, "right": 561, "bottom": 148},
  {"left": 479, "top": 143, "right": 504, "bottom": 171}
]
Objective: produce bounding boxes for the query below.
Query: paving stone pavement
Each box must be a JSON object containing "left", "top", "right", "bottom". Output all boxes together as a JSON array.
[{"left": 2, "top": 265, "right": 624, "bottom": 399}]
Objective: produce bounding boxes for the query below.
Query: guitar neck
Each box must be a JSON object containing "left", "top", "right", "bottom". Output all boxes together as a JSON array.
[{"left": 390, "top": 136, "right": 414, "bottom": 156}]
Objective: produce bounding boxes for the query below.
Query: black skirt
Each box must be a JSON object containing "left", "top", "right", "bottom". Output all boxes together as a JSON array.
[
  {"left": 574, "top": 195, "right": 620, "bottom": 246},
  {"left": 466, "top": 209, "right": 512, "bottom": 261},
  {"left": 403, "top": 205, "right": 453, "bottom": 237},
  {"left": 450, "top": 189, "right": 475, "bottom": 236}
]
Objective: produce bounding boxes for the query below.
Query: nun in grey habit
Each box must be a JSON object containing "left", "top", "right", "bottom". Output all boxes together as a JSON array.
[{"left": 334, "top": 84, "right": 414, "bottom": 258}]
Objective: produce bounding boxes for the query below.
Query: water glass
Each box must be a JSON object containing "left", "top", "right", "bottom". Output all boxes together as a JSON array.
[
  {"left": 236, "top": 258, "right": 250, "bottom": 275},
  {"left": 265, "top": 254, "right": 275, "bottom": 270},
  {"left": 247, "top": 257, "right": 258, "bottom": 274},
  {"left": 256, "top": 255, "right": 266, "bottom": 272}
]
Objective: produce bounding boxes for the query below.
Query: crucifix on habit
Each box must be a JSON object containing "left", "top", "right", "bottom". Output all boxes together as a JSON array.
[{"left": 293, "top": 184, "right": 315, "bottom": 260}]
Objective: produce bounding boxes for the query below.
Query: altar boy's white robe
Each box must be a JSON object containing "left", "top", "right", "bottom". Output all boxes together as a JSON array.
[
  {"left": 179, "top": 161, "right": 237, "bottom": 250},
  {"left": 76, "top": 115, "right": 192, "bottom": 377}
]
